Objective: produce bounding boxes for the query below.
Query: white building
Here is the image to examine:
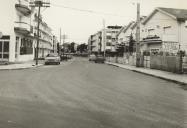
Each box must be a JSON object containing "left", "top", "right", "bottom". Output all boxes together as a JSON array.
[
  {"left": 103, "top": 26, "right": 122, "bottom": 53},
  {"left": 117, "top": 22, "right": 135, "bottom": 47},
  {"left": 141, "top": 7, "right": 187, "bottom": 54},
  {"left": 0, "top": 0, "right": 53, "bottom": 63}
]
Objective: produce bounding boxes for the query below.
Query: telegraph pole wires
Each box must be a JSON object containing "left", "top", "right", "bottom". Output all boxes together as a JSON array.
[{"left": 29, "top": 0, "right": 50, "bottom": 65}]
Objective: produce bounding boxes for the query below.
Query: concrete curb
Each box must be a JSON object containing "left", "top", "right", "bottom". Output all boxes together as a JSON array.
[
  {"left": 0, "top": 64, "right": 44, "bottom": 71},
  {"left": 105, "top": 62, "right": 187, "bottom": 87}
]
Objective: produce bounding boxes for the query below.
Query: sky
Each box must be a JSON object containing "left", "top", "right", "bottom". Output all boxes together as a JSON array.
[{"left": 42, "top": 0, "right": 187, "bottom": 44}]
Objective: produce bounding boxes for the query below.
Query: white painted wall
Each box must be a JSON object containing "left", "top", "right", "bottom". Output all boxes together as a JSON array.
[
  {"left": 180, "top": 22, "right": 187, "bottom": 52},
  {"left": 142, "top": 11, "right": 179, "bottom": 41},
  {"left": 140, "top": 10, "right": 184, "bottom": 53},
  {"left": 0, "top": 0, "right": 14, "bottom": 35}
]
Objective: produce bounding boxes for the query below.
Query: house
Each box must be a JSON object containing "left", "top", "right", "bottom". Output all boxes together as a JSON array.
[
  {"left": 116, "top": 21, "right": 135, "bottom": 52},
  {"left": 141, "top": 7, "right": 187, "bottom": 54},
  {"left": 116, "top": 25, "right": 127, "bottom": 44},
  {"left": 0, "top": 0, "right": 54, "bottom": 63}
]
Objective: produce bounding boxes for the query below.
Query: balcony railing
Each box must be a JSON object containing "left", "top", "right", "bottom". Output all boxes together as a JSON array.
[
  {"left": 14, "top": 21, "right": 32, "bottom": 34},
  {"left": 15, "top": 0, "right": 31, "bottom": 15}
]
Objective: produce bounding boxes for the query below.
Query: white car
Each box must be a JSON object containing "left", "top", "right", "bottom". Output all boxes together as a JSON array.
[
  {"left": 45, "top": 53, "right": 60, "bottom": 65},
  {"left": 89, "top": 54, "right": 96, "bottom": 61}
]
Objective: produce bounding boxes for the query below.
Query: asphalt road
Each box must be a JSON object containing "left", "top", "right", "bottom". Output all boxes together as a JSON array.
[{"left": 0, "top": 57, "right": 186, "bottom": 128}]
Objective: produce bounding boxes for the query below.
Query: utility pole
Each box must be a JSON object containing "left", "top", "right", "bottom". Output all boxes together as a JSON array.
[
  {"left": 29, "top": 0, "right": 50, "bottom": 65},
  {"left": 62, "top": 34, "right": 66, "bottom": 56},
  {"left": 59, "top": 28, "right": 62, "bottom": 55},
  {"left": 103, "top": 19, "right": 106, "bottom": 58},
  {"left": 136, "top": 3, "right": 141, "bottom": 67}
]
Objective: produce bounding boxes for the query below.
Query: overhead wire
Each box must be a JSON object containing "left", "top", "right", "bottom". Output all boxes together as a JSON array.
[{"left": 50, "top": 3, "right": 130, "bottom": 18}]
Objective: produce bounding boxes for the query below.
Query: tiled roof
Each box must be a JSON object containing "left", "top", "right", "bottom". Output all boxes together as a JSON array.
[{"left": 158, "top": 7, "right": 187, "bottom": 21}]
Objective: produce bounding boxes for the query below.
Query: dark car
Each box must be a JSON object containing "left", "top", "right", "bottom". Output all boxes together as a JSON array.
[{"left": 94, "top": 55, "right": 105, "bottom": 63}]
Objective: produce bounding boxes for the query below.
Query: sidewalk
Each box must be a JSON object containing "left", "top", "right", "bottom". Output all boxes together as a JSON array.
[
  {"left": 106, "top": 61, "right": 187, "bottom": 85},
  {"left": 0, "top": 60, "right": 44, "bottom": 70}
]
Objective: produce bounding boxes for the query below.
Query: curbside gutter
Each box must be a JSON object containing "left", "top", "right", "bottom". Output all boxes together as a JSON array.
[{"left": 105, "top": 62, "right": 187, "bottom": 88}]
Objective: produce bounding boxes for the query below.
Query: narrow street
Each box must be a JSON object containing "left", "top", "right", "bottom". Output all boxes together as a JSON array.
[{"left": 0, "top": 57, "right": 186, "bottom": 128}]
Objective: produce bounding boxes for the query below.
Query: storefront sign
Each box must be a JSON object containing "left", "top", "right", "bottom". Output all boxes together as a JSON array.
[{"left": 163, "top": 42, "right": 179, "bottom": 53}]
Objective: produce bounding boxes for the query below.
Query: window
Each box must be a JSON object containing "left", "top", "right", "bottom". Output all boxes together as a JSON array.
[
  {"left": 20, "top": 38, "right": 33, "bottom": 55},
  {"left": 163, "top": 26, "right": 172, "bottom": 34},
  {"left": 148, "top": 29, "right": 155, "bottom": 35},
  {"left": 106, "top": 36, "right": 111, "bottom": 39},
  {"left": 4, "top": 42, "right": 9, "bottom": 52},
  {"left": 106, "top": 42, "right": 111, "bottom": 46},
  {"left": 15, "top": 37, "right": 19, "bottom": 53},
  {"left": 156, "top": 25, "right": 160, "bottom": 29}
]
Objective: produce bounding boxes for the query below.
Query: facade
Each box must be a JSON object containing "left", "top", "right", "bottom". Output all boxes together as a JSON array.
[
  {"left": 88, "top": 31, "right": 102, "bottom": 54},
  {"left": 118, "top": 22, "right": 135, "bottom": 47},
  {"left": 141, "top": 7, "right": 187, "bottom": 54},
  {"left": 88, "top": 26, "right": 122, "bottom": 54},
  {"left": 0, "top": 0, "right": 53, "bottom": 63},
  {"left": 33, "top": 14, "right": 53, "bottom": 58},
  {"left": 103, "top": 26, "right": 122, "bottom": 52}
]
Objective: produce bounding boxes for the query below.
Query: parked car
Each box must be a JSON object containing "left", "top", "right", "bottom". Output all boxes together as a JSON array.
[
  {"left": 95, "top": 55, "right": 105, "bottom": 63},
  {"left": 45, "top": 53, "right": 60, "bottom": 65},
  {"left": 89, "top": 54, "right": 96, "bottom": 61}
]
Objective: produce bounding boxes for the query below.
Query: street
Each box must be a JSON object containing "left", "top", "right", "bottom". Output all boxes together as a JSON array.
[{"left": 0, "top": 57, "right": 186, "bottom": 128}]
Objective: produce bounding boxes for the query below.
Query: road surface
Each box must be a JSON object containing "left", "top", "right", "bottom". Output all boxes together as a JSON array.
[{"left": 0, "top": 57, "right": 186, "bottom": 128}]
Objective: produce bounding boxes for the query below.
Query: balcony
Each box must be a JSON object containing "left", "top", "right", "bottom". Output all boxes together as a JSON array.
[
  {"left": 14, "top": 22, "right": 32, "bottom": 35},
  {"left": 15, "top": 0, "right": 31, "bottom": 15}
]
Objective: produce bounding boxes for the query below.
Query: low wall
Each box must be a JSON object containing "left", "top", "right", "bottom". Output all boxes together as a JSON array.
[
  {"left": 183, "top": 57, "right": 187, "bottom": 73},
  {"left": 150, "top": 55, "right": 181, "bottom": 73}
]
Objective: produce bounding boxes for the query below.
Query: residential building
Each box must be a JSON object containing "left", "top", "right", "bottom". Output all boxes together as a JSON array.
[
  {"left": 141, "top": 7, "right": 187, "bottom": 54},
  {"left": 0, "top": 0, "right": 54, "bottom": 63},
  {"left": 88, "top": 31, "right": 102, "bottom": 54},
  {"left": 103, "top": 26, "right": 122, "bottom": 53},
  {"left": 119, "top": 22, "right": 135, "bottom": 47},
  {"left": 33, "top": 13, "right": 53, "bottom": 58},
  {"left": 88, "top": 26, "right": 122, "bottom": 54},
  {"left": 116, "top": 25, "right": 127, "bottom": 44}
]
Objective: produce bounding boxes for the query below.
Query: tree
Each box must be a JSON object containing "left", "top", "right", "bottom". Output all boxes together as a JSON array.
[
  {"left": 77, "top": 43, "right": 88, "bottom": 53},
  {"left": 116, "top": 43, "right": 125, "bottom": 56},
  {"left": 70, "top": 42, "right": 75, "bottom": 53}
]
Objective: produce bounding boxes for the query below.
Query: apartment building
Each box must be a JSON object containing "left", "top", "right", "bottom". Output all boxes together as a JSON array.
[
  {"left": 103, "top": 26, "right": 122, "bottom": 53},
  {"left": 0, "top": 0, "right": 53, "bottom": 63},
  {"left": 88, "top": 31, "right": 102, "bottom": 54},
  {"left": 33, "top": 13, "right": 53, "bottom": 58}
]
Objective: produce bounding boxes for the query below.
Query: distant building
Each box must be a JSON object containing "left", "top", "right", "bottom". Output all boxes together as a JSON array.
[
  {"left": 88, "top": 25, "right": 122, "bottom": 54},
  {"left": 0, "top": 0, "right": 54, "bottom": 63},
  {"left": 103, "top": 26, "right": 122, "bottom": 53}
]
